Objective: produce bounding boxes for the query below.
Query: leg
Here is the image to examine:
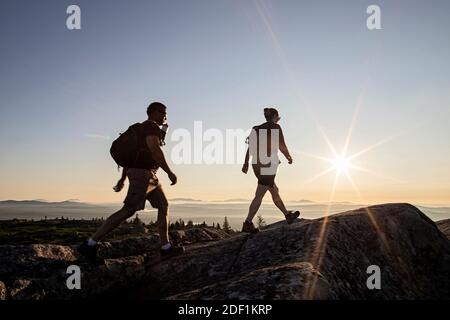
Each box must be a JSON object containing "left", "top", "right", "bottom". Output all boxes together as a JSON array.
[
  {"left": 148, "top": 184, "right": 170, "bottom": 246},
  {"left": 91, "top": 206, "right": 136, "bottom": 241},
  {"left": 157, "top": 206, "right": 170, "bottom": 245},
  {"left": 148, "top": 184, "right": 184, "bottom": 258},
  {"left": 246, "top": 184, "right": 269, "bottom": 223},
  {"left": 268, "top": 183, "right": 289, "bottom": 216}
]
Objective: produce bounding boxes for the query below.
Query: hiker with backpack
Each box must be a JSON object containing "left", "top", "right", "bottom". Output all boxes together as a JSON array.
[
  {"left": 241, "top": 107, "right": 300, "bottom": 233},
  {"left": 78, "top": 102, "right": 184, "bottom": 261}
]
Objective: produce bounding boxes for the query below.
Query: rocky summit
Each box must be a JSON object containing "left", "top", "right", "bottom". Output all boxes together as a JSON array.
[{"left": 0, "top": 203, "right": 449, "bottom": 300}]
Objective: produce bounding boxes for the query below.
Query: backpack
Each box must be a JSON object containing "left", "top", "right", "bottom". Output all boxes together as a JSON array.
[{"left": 110, "top": 123, "right": 145, "bottom": 168}]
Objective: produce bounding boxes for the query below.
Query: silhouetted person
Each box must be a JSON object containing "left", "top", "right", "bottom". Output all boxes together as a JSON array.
[
  {"left": 78, "top": 102, "right": 184, "bottom": 261},
  {"left": 241, "top": 107, "right": 300, "bottom": 233}
]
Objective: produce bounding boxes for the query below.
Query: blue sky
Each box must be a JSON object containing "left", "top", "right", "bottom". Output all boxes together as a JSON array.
[{"left": 0, "top": 0, "right": 449, "bottom": 204}]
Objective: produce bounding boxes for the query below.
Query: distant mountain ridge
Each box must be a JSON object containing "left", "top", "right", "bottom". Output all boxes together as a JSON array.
[
  {"left": 169, "top": 198, "right": 203, "bottom": 202},
  {"left": 0, "top": 200, "right": 97, "bottom": 207},
  {"left": 1, "top": 199, "right": 449, "bottom": 225}
]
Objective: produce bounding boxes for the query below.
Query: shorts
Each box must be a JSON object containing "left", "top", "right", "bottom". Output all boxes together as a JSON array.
[
  {"left": 123, "top": 168, "right": 168, "bottom": 211},
  {"left": 252, "top": 163, "right": 279, "bottom": 187}
]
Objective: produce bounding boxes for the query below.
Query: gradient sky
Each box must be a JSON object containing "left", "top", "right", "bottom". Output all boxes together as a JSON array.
[{"left": 1, "top": 0, "right": 449, "bottom": 205}]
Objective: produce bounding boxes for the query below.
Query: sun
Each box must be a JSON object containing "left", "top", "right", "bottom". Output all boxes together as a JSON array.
[{"left": 332, "top": 156, "right": 351, "bottom": 173}]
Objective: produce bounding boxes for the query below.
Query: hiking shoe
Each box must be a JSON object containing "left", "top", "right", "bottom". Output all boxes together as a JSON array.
[
  {"left": 77, "top": 240, "right": 99, "bottom": 262},
  {"left": 241, "top": 221, "right": 260, "bottom": 234},
  {"left": 160, "top": 245, "right": 185, "bottom": 260},
  {"left": 285, "top": 210, "right": 300, "bottom": 224}
]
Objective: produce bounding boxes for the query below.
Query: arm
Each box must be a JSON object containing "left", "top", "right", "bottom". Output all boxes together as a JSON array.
[
  {"left": 242, "top": 147, "right": 250, "bottom": 173},
  {"left": 121, "top": 168, "right": 128, "bottom": 180},
  {"left": 279, "top": 128, "right": 293, "bottom": 164},
  {"left": 146, "top": 135, "right": 177, "bottom": 185},
  {"left": 242, "top": 129, "right": 256, "bottom": 173},
  {"left": 113, "top": 168, "right": 128, "bottom": 192}
]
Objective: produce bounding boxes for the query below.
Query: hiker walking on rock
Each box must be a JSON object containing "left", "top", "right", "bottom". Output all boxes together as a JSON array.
[
  {"left": 78, "top": 102, "right": 184, "bottom": 261},
  {"left": 241, "top": 107, "right": 300, "bottom": 233}
]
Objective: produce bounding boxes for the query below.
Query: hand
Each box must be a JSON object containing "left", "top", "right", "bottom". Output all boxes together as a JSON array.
[
  {"left": 287, "top": 155, "right": 293, "bottom": 164},
  {"left": 113, "top": 179, "right": 125, "bottom": 192},
  {"left": 168, "top": 171, "right": 178, "bottom": 185},
  {"left": 242, "top": 163, "right": 249, "bottom": 174}
]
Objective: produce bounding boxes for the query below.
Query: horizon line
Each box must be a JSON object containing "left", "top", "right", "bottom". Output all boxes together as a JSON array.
[{"left": 1, "top": 198, "right": 450, "bottom": 207}]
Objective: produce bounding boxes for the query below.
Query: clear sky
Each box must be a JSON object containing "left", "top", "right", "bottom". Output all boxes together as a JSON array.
[{"left": 1, "top": 0, "right": 449, "bottom": 205}]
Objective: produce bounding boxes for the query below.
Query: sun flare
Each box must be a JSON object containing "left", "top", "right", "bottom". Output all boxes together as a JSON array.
[{"left": 332, "top": 156, "right": 351, "bottom": 173}]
